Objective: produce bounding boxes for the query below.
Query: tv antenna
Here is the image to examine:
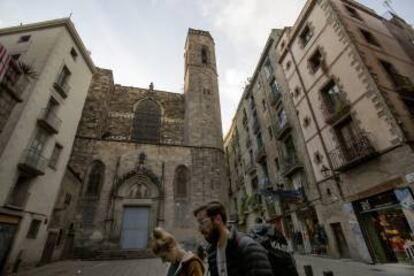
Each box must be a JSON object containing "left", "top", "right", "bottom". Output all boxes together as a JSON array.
[{"left": 383, "top": 0, "right": 397, "bottom": 15}]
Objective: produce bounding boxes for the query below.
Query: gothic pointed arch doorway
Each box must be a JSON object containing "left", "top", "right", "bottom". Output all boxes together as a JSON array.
[{"left": 114, "top": 168, "right": 161, "bottom": 250}]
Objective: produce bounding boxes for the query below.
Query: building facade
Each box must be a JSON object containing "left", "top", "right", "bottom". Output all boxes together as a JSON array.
[
  {"left": 224, "top": 29, "right": 321, "bottom": 255},
  {"left": 0, "top": 19, "right": 95, "bottom": 273},
  {"left": 68, "top": 29, "right": 227, "bottom": 258},
  {"left": 276, "top": 0, "right": 414, "bottom": 263}
]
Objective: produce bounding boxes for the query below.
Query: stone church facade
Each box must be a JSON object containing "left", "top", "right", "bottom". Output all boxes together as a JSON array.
[{"left": 68, "top": 29, "right": 227, "bottom": 256}]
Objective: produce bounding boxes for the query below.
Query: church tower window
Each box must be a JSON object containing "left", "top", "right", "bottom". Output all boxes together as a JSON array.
[
  {"left": 201, "top": 47, "right": 209, "bottom": 65},
  {"left": 174, "top": 165, "right": 189, "bottom": 198}
]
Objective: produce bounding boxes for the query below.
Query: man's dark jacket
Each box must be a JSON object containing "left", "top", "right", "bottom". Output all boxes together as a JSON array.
[{"left": 206, "top": 227, "right": 273, "bottom": 276}]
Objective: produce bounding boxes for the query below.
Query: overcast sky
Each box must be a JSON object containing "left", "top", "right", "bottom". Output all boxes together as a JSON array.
[{"left": 0, "top": 0, "right": 413, "bottom": 135}]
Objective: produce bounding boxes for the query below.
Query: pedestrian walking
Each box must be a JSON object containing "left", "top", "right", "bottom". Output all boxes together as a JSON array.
[
  {"left": 193, "top": 201, "right": 273, "bottom": 276},
  {"left": 151, "top": 227, "right": 205, "bottom": 276}
]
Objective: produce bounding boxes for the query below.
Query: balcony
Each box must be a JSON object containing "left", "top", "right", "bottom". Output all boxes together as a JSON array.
[
  {"left": 255, "top": 143, "right": 266, "bottom": 161},
  {"left": 321, "top": 96, "right": 351, "bottom": 125},
  {"left": 18, "top": 148, "right": 48, "bottom": 176},
  {"left": 329, "top": 134, "right": 378, "bottom": 171},
  {"left": 273, "top": 121, "right": 291, "bottom": 140},
  {"left": 270, "top": 91, "right": 282, "bottom": 105},
  {"left": 259, "top": 177, "right": 271, "bottom": 192},
  {"left": 245, "top": 137, "right": 252, "bottom": 149},
  {"left": 0, "top": 64, "right": 29, "bottom": 102},
  {"left": 280, "top": 154, "right": 302, "bottom": 177},
  {"left": 245, "top": 159, "right": 256, "bottom": 174},
  {"left": 391, "top": 74, "right": 414, "bottom": 98},
  {"left": 37, "top": 108, "right": 62, "bottom": 134},
  {"left": 252, "top": 118, "right": 261, "bottom": 134},
  {"left": 53, "top": 81, "right": 71, "bottom": 98}
]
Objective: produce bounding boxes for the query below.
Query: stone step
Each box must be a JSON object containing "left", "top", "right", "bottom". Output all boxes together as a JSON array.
[{"left": 85, "top": 249, "right": 155, "bottom": 260}]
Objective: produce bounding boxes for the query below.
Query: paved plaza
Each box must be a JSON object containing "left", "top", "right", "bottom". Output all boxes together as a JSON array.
[{"left": 11, "top": 255, "right": 414, "bottom": 276}]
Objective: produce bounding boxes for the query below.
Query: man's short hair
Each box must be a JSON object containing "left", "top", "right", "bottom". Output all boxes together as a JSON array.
[{"left": 193, "top": 201, "right": 227, "bottom": 224}]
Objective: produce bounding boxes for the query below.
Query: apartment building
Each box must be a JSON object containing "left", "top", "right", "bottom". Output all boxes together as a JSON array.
[
  {"left": 276, "top": 0, "right": 414, "bottom": 263},
  {"left": 224, "top": 29, "right": 321, "bottom": 254},
  {"left": 0, "top": 18, "right": 95, "bottom": 273}
]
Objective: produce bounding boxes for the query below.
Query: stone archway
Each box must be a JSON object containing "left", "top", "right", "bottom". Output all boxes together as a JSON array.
[{"left": 113, "top": 167, "right": 161, "bottom": 250}]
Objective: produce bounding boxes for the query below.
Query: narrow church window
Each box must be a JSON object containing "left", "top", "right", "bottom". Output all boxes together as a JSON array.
[
  {"left": 174, "top": 165, "right": 189, "bottom": 198},
  {"left": 85, "top": 161, "right": 105, "bottom": 197},
  {"left": 201, "top": 47, "right": 208, "bottom": 65},
  {"left": 132, "top": 99, "right": 161, "bottom": 143}
]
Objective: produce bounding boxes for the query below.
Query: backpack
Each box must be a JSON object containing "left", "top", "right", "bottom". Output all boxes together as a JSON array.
[{"left": 248, "top": 225, "right": 299, "bottom": 276}]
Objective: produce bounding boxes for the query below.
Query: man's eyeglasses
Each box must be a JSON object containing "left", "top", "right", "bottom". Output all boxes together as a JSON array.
[{"left": 197, "top": 217, "right": 211, "bottom": 228}]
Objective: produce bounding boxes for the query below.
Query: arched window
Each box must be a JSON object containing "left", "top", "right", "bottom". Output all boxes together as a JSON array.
[
  {"left": 174, "top": 165, "right": 189, "bottom": 199},
  {"left": 201, "top": 47, "right": 208, "bottom": 65},
  {"left": 85, "top": 161, "right": 105, "bottom": 197},
  {"left": 132, "top": 99, "right": 161, "bottom": 143}
]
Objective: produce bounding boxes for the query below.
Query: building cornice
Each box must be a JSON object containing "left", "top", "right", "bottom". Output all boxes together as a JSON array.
[{"left": 0, "top": 18, "right": 96, "bottom": 73}]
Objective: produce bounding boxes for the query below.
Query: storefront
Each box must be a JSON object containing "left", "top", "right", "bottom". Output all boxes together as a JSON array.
[{"left": 353, "top": 187, "right": 414, "bottom": 263}]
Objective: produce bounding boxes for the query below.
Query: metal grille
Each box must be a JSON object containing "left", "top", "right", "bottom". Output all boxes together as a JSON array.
[{"left": 132, "top": 99, "right": 161, "bottom": 143}]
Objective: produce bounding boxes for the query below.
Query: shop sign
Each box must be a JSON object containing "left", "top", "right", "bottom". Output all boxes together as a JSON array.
[{"left": 405, "top": 172, "right": 414, "bottom": 183}]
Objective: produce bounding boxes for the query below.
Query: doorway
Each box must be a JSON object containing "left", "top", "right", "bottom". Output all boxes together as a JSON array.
[
  {"left": 331, "top": 222, "right": 350, "bottom": 258},
  {"left": 121, "top": 207, "right": 150, "bottom": 249}
]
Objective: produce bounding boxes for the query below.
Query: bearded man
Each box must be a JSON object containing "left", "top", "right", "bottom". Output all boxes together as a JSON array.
[{"left": 193, "top": 201, "right": 273, "bottom": 276}]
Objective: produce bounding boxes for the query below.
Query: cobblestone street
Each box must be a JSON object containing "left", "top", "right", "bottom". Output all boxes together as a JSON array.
[{"left": 11, "top": 255, "right": 414, "bottom": 276}]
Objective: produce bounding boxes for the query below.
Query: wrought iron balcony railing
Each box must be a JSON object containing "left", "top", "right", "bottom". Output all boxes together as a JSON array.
[
  {"left": 321, "top": 96, "right": 351, "bottom": 125},
  {"left": 0, "top": 63, "right": 29, "bottom": 102},
  {"left": 273, "top": 120, "right": 291, "bottom": 140},
  {"left": 255, "top": 142, "right": 266, "bottom": 161},
  {"left": 391, "top": 73, "right": 414, "bottom": 97},
  {"left": 18, "top": 148, "right": 48, "bottom": 176},
  {"left": 37, "top": 108, "right": 62, "bottom": 134},
  {"left": 329, "top": 134, "right": 378, "bottom": 171},
  {"left": 270, "top": 90, "right": 282, "bottom": 106},
  {"left": 53, "top": 80, "right": 71, "bottom": 98},
  {"left": 280, "top": 154, "right": 302, "bottom": 176}
]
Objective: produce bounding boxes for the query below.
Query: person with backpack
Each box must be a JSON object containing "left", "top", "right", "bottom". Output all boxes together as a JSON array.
[
  {"left": 193, "top": 201, "right": 273, "bottom": 276},
  {"left": 248, "top": 217, "right": 299, "bottom": 276}
]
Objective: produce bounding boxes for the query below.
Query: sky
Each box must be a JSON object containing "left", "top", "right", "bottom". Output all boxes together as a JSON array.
[{"left": 0, "top": 0, "right": 413, "bottom": 135}]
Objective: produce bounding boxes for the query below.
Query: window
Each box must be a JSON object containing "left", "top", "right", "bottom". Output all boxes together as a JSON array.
[
  {"left": 345, "top": 5, "right": 363, "bottom": 21},
  {"left": 64, "top": 193, "right": 72, "bottom": 205},
  {"left": 268, "top": 126, "right": 273, "bottom": 139},
  {"left": 379, "top": 59, "right": 402, "bottom": 87},
  {"left": 27, "top": 219, "right": 41, "bottom": 239},
  {"left": 334, "top": 117, "right": 359, "bottom": 151},
  {"left": 56, "top": 65, "right": 71, "bottom": 87},
  {"left": 70, "top": 48, "right": 78, "bottom": 61},
  {"left": 132, "top": 99, "right": 161, "bottom": 143},
  {"left": 309, "top": 49, "right": 323, "bottom": 73},
  {"left": 18, "top": 35, "right": 31, "bottom": 43},
  {"left": 262, "top": 99, "right": 266, "bottom": 111},
  {"left": 201, "top": 47, "right": 208, "bottom": 64},
  {"left": 85, "top": 160, "right": 105, "bottom": 197},
  {"left": 49, "top": 143, "right": 63, "bottom": 169},
  {"left": 174, "top": 165, "right": 189, "bottom": 198},
  {"left": 299, "top": 25, "right": 313, "bottom": 46},
  {"left": 321, "top": 80, "right": 341, "bottom": 108},
  {"left": 277, "top": 109, "right": 288, "bottom": 129},
  {"left": 263, "top": 59, "right": 273, "bottom": 79},
  {"left": 286, "top": 61, "right": 291, "bottom": 70},
  {"left": 30, "top": 128, "right": 48, "bottom": 154},
  {"left": 251, "top": 176, "right": 258, "bottom": 190},
  {"left": 360, "top": 29, "right": 381, "bottom": 47},
  {"left": 274, "top": 158, "right": 280, "bottom": 170},
  {"left": 271, "top": 79, "right": 281, "bottom": 97}
]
